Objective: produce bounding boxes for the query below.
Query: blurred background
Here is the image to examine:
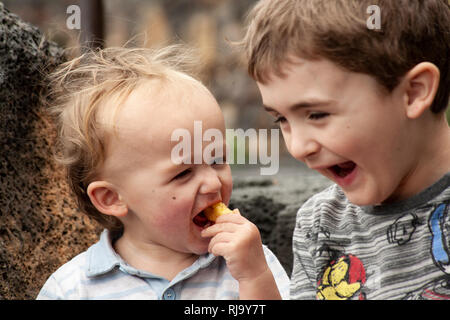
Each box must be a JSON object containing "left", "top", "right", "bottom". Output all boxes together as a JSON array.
[{"left": 2, "top": 0, "right": 306, "bottom": 177}]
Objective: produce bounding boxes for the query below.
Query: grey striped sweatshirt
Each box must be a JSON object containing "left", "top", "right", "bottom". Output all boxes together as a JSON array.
[{"left": 291, "top": 172, "right": 450, "bottom": 300}]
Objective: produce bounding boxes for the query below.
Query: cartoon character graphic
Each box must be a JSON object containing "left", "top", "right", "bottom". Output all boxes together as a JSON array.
[
  {"left": 317, "top": 254, "right": 366, "bottom": 300},
  {"left": 404, "top": 203, "right": 450, "bottom": 300},
  {"left": 429, "top": 203, "right": 450, "bottom": 274},
  {"left": 387, "top": 213, "right": 420, "bottom": 245}
]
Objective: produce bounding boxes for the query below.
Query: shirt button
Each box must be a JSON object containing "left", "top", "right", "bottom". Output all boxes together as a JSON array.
[{"left": 163, "top": 288, "right": 176, "bottom": 300}]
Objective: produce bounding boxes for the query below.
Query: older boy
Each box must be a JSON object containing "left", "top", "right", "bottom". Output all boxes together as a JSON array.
[
  {"left": 36, "top": 46, "right": 289, "bottom": 299},
  {"left": 242, "top": 0, "right": 450, "bottom": 299}
]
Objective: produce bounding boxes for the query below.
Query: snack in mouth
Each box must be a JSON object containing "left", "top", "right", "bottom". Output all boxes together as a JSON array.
[{"left": 204, "top": 202, "right": 234, "bottom": 222}]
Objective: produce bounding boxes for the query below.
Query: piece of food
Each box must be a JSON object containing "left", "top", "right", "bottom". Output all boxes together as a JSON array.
[{"left": 204, "top": 202, "right": 234, "bottom": 222}]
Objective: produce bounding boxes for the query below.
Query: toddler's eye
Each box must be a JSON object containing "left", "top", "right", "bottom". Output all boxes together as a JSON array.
[
  {"left": 173, "top": 168, "right": 192, "bottom": 180},
  {"left": 308, "top": 112, "right": 329, "bottom": 120}
]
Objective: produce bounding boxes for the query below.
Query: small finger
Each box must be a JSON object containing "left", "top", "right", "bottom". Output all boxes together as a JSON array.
[
  {"left": 207, "top": 232, "right": 233, "bottom": 252},
  {"left": 215, "top": 209, "right": 243, "bottom": 223},
  {"left": 201, "top": 222, "right": 237, "bottom": 238},
  {"left": 209, "top": 242, "right": 230, "bottom": 258}
]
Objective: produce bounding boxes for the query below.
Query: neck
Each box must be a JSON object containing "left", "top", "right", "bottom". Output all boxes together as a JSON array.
[
  {"left": 386, "top": 115, "right": 450, "bottom": 203},
  {"left": 114, "top": 230, "right": 198, "bottom": 281}
]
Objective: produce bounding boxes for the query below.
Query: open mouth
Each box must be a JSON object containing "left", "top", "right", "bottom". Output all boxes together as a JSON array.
[
  {"left": 329, "top": 161, "right": 357, "bottom": 178},
  {"left": 193, "top": 211, "right": 213, "bottom": 228}
]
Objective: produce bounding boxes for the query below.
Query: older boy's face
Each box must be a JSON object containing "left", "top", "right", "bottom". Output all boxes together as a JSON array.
[
  {"left": 101, "top": 79, "right": 232, "bottom": 255},
  {"left": 257, "top": 57, "right": 414, "bottom": 205}
]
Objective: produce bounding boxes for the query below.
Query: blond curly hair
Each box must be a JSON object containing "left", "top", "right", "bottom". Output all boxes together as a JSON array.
[{"left": 46, "top": 45, "right": 200, "bottom": 231}]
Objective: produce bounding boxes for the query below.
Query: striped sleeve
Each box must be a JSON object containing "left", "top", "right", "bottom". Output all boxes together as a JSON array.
[
  {"left": 263, "top": 245, "right": 291, "bottom": 300},
  {"left": 35, "top": 252, "right": 88, "bottom": 300},
  {"left": 36, "top": 275, "right": 66, "bottom": 300}
]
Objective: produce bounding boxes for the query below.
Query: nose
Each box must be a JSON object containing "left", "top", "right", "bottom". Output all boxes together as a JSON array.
[
  {"left": 198, "top": 166, "right": 222, "bottom": 195},
  {"left": 286, "top": 129, "right": 320, "bottom": 162}
]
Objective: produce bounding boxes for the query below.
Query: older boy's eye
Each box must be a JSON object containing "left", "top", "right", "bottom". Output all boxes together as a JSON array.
[
  {"left": 308, "top": 112, "right": 329, "bottom": 120},
  {"left": 211, "top": 156, "right": 226, "bottom": 165},
  {"left": 173, "top": 168, "right": 192, "bottom": 180},
  {"left": 274, "top": 116, "right": 286, "bottom": 124}
]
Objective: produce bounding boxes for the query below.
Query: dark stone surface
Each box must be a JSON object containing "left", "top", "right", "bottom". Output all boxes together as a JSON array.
[{"left": 0, "top": 2, "right": 101, "bottom": 300}]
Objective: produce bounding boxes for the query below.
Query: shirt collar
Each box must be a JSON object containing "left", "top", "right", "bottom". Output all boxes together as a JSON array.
[
  {"left": 86, "top": 229, "right": 123, "bottom": 277},
  {"left": 85, "top": 229, "right": 217, "bottom": 278},
  {"left": 361, "top": 171, "right": 450, "bottom": 215}
]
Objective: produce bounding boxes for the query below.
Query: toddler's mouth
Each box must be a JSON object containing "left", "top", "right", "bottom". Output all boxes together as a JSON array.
[
  {"left": 329, "top": 161, "right": 356, "bottom": 178},
  {"left": 193, "top": 211, "right": 213, "bottom": 228}
]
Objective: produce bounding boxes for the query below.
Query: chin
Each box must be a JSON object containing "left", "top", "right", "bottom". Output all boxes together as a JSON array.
[
  {"left": 344, "top": 190, "right": 384, "bottom": 206},
  {"left": 192, "top": 248, "right": 209, "bottom": 256},
  {"left": 190, "top": 243, "right": 210, "bottom": 256}
]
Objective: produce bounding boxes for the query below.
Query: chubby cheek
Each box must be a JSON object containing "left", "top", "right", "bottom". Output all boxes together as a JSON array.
[{"left": 148, "top": 194, "right": 193, "bottom": 232}]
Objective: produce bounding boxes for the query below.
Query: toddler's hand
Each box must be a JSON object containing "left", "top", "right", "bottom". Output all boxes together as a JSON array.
[{"left": 201, "top": 209, "right": 269, "bottom": 282}]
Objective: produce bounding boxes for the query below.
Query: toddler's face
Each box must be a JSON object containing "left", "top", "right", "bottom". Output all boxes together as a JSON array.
[
  {"left": 100, "top": 80, "right": 232, "bottom": 255},
  {"left": 257, "top": 57, "right": 415, "bottom": 205}
]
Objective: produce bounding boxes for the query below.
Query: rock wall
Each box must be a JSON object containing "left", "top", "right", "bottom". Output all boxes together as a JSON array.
[
  {"left": 0, "top": 3, "right": 102, "bottom": 300},
  {"left": 0, "top": 3, "right": 331, "bottom": 299}
]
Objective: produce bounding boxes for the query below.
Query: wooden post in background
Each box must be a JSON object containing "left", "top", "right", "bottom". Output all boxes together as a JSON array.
[{"left": 80, "top": 0, "right": 104, "bottom": 50}]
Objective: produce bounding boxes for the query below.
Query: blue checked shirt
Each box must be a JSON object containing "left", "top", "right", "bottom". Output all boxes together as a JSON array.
[{"left": 36, "top": 230, "right": 290, "bottom": 300}]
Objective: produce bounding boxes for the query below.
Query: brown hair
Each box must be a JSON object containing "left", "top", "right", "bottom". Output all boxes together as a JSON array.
[
  {"left": 242, "top": 0, "right": 450, "bottom": 113},
  {"left": 46, "top": 45, "right": 200, "bottom": 231}
]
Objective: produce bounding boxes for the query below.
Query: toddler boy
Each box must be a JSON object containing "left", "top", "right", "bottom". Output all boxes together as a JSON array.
[
  {"left": 242, "top": 0, "right": 450, "bottom": 299},
  {"left": 37, "top": 46, "right": 289, "bottom": 300}
]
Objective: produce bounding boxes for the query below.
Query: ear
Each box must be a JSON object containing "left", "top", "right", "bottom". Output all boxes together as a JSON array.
[
  {"left": 402, "top": 62, "right": 440, "bottom": 119},
  {"left": 87, "top": 181, "right": 128, "bottom": 217}
]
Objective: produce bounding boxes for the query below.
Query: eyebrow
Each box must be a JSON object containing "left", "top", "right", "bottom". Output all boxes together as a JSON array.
[{"left": 263, "top": 99, "right": 334, "bottom": 113}]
